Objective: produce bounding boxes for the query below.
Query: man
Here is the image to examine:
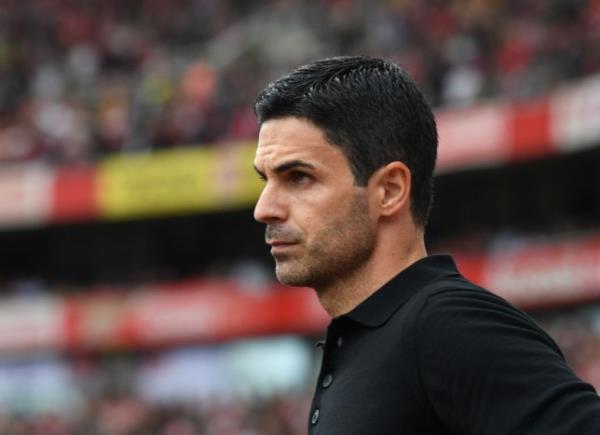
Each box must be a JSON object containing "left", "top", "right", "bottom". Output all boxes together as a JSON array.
[{"left": 252, "top": 56, "right": 600, "bottom": 434}]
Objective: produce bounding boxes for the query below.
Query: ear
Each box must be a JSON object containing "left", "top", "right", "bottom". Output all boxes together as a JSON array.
[{"left": 370, "top": 161, "right": 411, "bottom": 217}]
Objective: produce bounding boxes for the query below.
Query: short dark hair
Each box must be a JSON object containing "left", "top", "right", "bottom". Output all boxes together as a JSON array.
[{"left": 254, "top": 55, "right": 438, "bottom": 228}]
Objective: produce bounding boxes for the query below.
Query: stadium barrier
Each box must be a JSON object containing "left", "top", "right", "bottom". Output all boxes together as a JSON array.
[{"left": 0, "top": 235, "right": 597, "bottom": 353}]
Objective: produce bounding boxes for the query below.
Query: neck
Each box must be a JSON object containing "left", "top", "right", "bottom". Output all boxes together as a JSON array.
[{"left": 316, "top": 235, "right": 427, "bottom": 318}]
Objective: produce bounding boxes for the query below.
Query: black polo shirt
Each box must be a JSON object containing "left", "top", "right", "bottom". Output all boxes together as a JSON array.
[{"left": 308, "top": 255, "right": 600, "bottom": 434}]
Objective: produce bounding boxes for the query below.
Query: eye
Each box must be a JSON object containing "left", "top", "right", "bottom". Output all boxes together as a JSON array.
[{"left": 288, "top": 170, "right": 312, "bottom": 185}]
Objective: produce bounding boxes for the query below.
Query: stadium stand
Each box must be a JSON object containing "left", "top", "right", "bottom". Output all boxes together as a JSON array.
[
  {"left": 1, "top": 0, "right": 600, "bottom": 163},
  {"left": 0, "top": 0, "right": 599, "bottom": 433}
]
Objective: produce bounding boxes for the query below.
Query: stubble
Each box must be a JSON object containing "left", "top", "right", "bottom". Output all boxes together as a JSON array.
[{"left": 270, "top": 192, "right": 376, "bottom": 292}]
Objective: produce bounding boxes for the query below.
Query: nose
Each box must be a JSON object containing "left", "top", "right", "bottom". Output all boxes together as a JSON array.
[{"left": 253, "top": 183, "right": 287, "bottom": 224}]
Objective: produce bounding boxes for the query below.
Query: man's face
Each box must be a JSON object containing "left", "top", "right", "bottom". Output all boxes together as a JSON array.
[{"left": 253, "top": 117, "right": 376, "bottom": 290}]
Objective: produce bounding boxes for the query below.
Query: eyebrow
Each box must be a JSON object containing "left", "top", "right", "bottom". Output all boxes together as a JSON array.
[{"left": 254, "top": 159, "right": 316, "bottom": 178}]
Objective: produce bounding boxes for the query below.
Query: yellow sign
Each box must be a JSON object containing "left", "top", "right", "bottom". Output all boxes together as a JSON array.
[{"left": 97, "top": 143, "right": 263, "bottom": 219}]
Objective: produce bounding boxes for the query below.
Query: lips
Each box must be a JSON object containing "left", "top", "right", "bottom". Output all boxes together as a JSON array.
[
  {"left": 267, "top": 240, "right": 299, "bottom": 254},
  {"left": 267, "top": 240, "right": 297, "bottom": 247}
]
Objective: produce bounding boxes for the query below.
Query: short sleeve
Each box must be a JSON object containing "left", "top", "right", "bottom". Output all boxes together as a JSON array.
[{"left": 415, "top": 288, "right": 600, "bottom": 435}]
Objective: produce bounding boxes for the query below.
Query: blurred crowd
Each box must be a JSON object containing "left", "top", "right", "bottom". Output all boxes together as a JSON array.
[
  {"left": 1, "top": 306, "right": 600, "bottom": 435},
  {"left": 538, "top": 306, "right": 600, "bottom": 392},
  {"left": 0, "top": 393, "right": 311, "bottom": 435},
  {"left": 1, "top": 0, "right": 600, "bottom": 164},
  {"left": 1, "top": 1, "right": 600, "bottom": 433}
]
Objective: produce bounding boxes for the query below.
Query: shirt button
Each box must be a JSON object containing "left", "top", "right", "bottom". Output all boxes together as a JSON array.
[
  {"left": 337, "top": 336, "right": 343, "bottom": 347},
  {"left": 311, "top": 408, "right": 320, "bottom": 425},
  {"left": 322, "top": 374, "right": 333, "bottom": 388}
]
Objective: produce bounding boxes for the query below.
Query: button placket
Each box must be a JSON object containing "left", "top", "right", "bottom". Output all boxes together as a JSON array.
[
  {"left": 320, "top": 329, "right": 343, "bottom": 392},
  {"left": 311, "top": 323, "right": 345, "bottom": 430}
]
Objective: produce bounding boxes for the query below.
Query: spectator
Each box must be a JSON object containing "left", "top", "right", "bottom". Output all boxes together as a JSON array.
[{"left": 1, "top": 0, "right": 599, "bottom": 164}]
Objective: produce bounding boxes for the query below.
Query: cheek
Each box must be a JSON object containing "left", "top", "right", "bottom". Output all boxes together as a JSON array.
[
  {"left": 293, "top": 210, "right": 317, "bottom": 240},
  {"left": 288, "top": 195, "right": 325, "bottom": 232},
  {"left": 307, "top": 200, "right": 353, "bottom": 242},
  {"left": 290, "top": 185, "right": 360, "bottom": 237}
]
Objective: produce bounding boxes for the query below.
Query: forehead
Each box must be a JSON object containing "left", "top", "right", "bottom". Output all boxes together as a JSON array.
[{"left": 255, "top": 117, "right": 349, "bottom": 170}]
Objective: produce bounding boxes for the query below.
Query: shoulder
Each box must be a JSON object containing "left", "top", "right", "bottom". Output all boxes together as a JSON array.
[
  {"left": 414, "top": 276, "right": 562, "bottom": 355},
  {"left": 408, "top": 279, "right": 600, "bottom": 434}
]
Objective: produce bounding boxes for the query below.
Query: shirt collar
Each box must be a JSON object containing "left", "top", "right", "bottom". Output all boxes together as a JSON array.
[{"left": 337, "top": 255, "right": 461, "bottom": 328}]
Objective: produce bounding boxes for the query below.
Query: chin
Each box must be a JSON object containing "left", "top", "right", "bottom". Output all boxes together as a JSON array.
[{"left": 275, "top": 263, "right": 314, "bottom": 287}]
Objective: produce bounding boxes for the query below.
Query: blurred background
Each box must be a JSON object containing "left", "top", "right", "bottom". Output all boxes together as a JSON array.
[{"left": 0, "top": 0, "right": 599, "bottom": 433}]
